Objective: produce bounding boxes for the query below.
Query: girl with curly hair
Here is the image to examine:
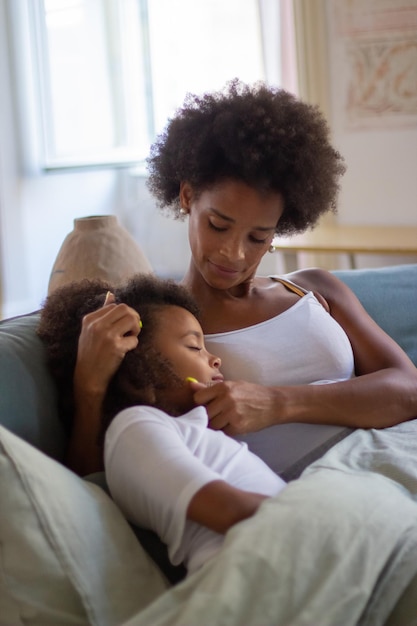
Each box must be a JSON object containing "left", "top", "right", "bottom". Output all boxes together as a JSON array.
[
  {"left": 38, "top": 274, "right": 286, "bottom": 576},
  {"left": 69, "top": 79, "right": 417, "bottom": 478}
]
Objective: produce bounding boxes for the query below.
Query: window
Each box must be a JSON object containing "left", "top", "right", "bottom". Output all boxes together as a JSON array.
[{"left": 25, "top": 0, "right": 270, "bottom": 170}]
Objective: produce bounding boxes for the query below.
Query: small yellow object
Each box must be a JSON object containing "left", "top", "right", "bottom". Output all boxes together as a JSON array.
[{"left": 185, "top": 377, "right": 198, "bottom": 383}]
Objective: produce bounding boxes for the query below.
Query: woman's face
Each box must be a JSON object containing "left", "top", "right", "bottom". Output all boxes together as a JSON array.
[
  {"left": 180, "top": 179, "right": 284, "bottom": 289},
  {"left": 153, "top": 306, "right": 223, "bottom": 386}
]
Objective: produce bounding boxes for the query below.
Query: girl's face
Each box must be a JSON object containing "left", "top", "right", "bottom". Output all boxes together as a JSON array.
[
  {"left": 152, "top": 305, "right": 223, "bottom": 387},
  {"left": 180, "top": 179, "right": 284, "bottom": 290}
]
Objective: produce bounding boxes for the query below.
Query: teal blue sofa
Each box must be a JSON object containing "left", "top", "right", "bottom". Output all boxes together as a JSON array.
[{"left": 0, "top": 263, "right": 416, "bottom": 624}]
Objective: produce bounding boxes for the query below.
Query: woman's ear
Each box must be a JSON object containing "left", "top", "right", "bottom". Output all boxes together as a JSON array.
[{"left": 179, "top": 181, "right": 193, "bottom": 210}]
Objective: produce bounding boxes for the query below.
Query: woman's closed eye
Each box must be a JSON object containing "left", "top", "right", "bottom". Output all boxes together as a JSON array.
[
  {"left": 208, "top": 221, "right": 227, "bottom": 233},
  {"left": 209, "top": 220, "right": 269, "bottom": 244},
  {"left": 249, "top": 235, "right": 268, "bottom": 244}
]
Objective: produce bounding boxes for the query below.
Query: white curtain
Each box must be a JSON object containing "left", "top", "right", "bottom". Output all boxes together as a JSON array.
[
  {"left": 257, "top": 0, "right": 331, "bottom": 119},
  {"left": 293, "top": 0, "right": 331, "bottom": 118},
  {"left": 291, "top": 0, "right": 339, "bottom": 269},
  {"left": 257, "top": 0, "right": 298, "bottom": 93}
]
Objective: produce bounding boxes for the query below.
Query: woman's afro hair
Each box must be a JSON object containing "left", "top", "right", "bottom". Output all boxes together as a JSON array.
[
  {"left": 147, "top": 78, "right": 346, "bottom": 235},
  {"left": 37, "top": 274, "right": 201, "bottom": 438}
]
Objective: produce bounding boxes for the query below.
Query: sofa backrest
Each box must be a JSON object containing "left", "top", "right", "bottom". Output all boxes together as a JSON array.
[
  {"left": 334, "top": 263, "right": 417, "bottom": 367},
  {"left": 0, "top": 263, "right": 415, "bottom": 460},
  {"left": 0, "top": 312, "right": 67, "bottom": 460}
]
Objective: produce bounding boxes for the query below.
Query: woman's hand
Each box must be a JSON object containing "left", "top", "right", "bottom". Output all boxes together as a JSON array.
[
  {"left": 189, "top": 380, "right": 282, "bottom": 434},
  {"left": 74, "top": 292, "right": 142, "bottom": 396},
  {"left": 69, "top": 292, "right": 142, "bottom": 476}
]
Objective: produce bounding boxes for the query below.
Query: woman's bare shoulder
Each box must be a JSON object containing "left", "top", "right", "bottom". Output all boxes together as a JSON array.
[{"left": 283, "top": 268, "right": 346, "bottom": 298}]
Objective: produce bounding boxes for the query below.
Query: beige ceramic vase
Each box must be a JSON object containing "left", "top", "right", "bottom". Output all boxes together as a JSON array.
[{"left": 48, "top": 215, "right": 153, "bottom": 295}]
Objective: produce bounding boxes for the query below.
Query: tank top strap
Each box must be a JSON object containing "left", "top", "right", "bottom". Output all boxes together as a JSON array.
[{"left": 268, "top": 275, "right": 308, "bottom": 298}]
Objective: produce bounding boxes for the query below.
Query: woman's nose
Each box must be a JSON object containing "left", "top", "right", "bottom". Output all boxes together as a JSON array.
[{"left": 219, "top": 238, "right": 244, "bottom": 261}]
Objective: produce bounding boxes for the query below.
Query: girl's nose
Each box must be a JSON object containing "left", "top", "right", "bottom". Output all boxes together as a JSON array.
[{"left": 210, "top": 353, "right": 222, "bottom": 368}]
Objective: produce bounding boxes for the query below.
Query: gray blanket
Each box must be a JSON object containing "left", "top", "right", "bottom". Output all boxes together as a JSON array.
[{"left": 123, "top": 419, "right": 417, "bottom": 626}]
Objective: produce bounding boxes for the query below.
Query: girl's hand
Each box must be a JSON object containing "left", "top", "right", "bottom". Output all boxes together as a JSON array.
[{"left": 187, "top": 479, "right": 269, "bottom": 533}]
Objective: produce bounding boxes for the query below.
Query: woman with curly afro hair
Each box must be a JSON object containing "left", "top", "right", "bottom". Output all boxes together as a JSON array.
[
  {"left": 147, "top": 78, "right": 344, "bottom": 236},
  {"left": 69, "top": 79, "right": 417, "bottom": 478}
]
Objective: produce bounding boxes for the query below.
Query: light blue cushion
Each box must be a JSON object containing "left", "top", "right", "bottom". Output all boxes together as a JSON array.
[
  {"left": 0, "top": 312, "right": 66, "bottom": 460},
  {"left": 334, "top": 264, "right": 417, "bottom": 367}
]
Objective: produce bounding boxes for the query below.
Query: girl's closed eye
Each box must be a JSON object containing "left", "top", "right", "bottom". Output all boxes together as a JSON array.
[{"left": 188, "top": 346, "right": 202, "bottom": 352}]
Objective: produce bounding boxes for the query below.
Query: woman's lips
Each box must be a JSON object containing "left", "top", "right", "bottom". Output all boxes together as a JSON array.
[{"left": 209, "top": 261, "right": 239, "bottom": 276}]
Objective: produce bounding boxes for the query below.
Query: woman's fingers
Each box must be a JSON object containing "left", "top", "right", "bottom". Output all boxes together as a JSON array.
[
  {"left": 193, "top": 382, "right": 233, "bottom": 429},
  {"left": 104, "top": 291, "right": 116, "bottom": 306},
  {"left": 193, "top": 381, "right": 276, "bottom": 434},
  {"left": 102, "top": 291, "right": 142, "bottom": 338},
  {"left": 96, "top": 303, "right": 142, "bottom": 342},
  {"left": 75, "top": 300, "right": 142, "bottom": 395}
]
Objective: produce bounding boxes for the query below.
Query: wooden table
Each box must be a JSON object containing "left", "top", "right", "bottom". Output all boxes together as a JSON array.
[{"left": 272, "top": 224, "right": 417, "bottom": 269}]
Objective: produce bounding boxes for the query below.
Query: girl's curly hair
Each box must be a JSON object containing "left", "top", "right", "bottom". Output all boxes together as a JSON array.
[
  {"left": 147, "top": 79, "right": 346, "bottom": 236},
  {"left": 37, "top": 274, "right": 201, "bottom": 441}
]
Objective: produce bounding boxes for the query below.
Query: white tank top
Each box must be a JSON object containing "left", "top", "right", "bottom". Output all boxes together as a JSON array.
[
  {"left": 204, "top": 286, "right": 354, "bottom": 386},
  {"left": 203, "top": 278, "right": 355, "bottom": 480}
]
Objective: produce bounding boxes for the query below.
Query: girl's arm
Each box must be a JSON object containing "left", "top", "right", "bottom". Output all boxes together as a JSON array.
[
  {"left": 104, "top": 408, "right": 274, "bottom": 541},
  {"left": 187, "top": 480, "right": 268, "bottom": 534},
  {"left": 194, "top": 269, "right": 417, "bottom": 434}
]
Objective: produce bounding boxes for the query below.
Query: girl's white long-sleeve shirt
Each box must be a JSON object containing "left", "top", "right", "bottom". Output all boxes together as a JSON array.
[{"left": 105, "top": 405, "right": 286, "bottom": 574}]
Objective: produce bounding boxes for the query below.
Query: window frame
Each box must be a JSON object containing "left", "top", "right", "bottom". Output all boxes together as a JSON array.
[
  {"left": 27, "top": 0, "right": 154, "bottom": 171},
  {"left": 12, "top": 0, "right": 290, "bottom": 173}
]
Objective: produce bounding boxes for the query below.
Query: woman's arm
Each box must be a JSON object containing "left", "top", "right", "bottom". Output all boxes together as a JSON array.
[
  {"left": 68, "top": 295, "right": 141, "bottom": 475},
  {"left": 194, "top": 269, "right": 417, "bottom": 434},
  {"left": 187, "top": 480, "right": 268, "bottom": 534}
]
